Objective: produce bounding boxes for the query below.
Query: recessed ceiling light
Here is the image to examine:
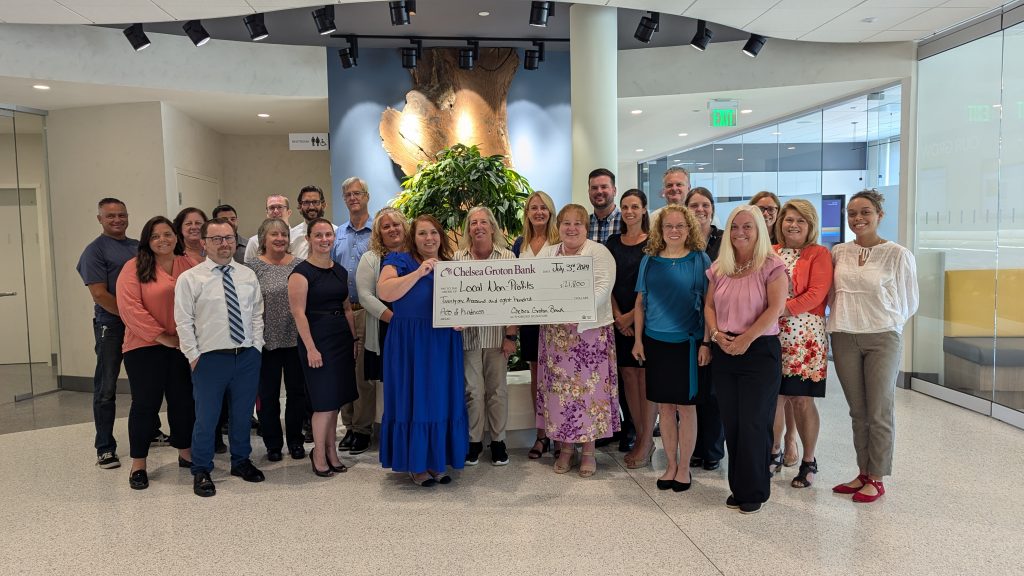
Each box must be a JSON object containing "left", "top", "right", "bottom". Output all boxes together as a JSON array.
[
  {"left": 32, "top": 84, "right": 50, "bottom": 90},
  {"left": 740, "top": 109, "right": 752, "bottom": 114},
  {"left": 698, "top": 167, "right": 704, "bottom": 170},
  {"left": 478, "top": 11, "right": 490, "bottom": 16},
  {"left": 257, "top": 113, "right": 270, "bottom": 118},
  {"left": 635, "top": 148, "right": 644, "bottom": 152},
  {"left": 993, "top": 103, "right": 1002, "bottom": 108},
  {"left": 715, "top": 147, "right": 723, "bottom": 151},
  {"left": 771, "top": 131, "right": 781, "bottom": 135},
  {"left": 630, "top": 109, "right": 643, "bottom": 115},
  {"left": 787, "top": 146, "right": 796, "bottom": 150},
  {"left": 737, "top": 157, "right": 743, "bottom": 161},
  {"left": 862, "top": 16, "right": 877, "bottom": 23},
  {"left": 678, "top": 132, "right": 688, "bottom": 137}
]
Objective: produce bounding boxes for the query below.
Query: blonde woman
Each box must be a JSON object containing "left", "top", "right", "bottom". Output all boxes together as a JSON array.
[
  {"left": 705, "top": 206, "right": 787, "bottom": 514},
  {"left": 512, "top": 191, "right": 560, "bottom": 459}
]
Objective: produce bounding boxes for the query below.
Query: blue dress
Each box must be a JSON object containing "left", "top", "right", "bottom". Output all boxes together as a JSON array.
[{"left": 379, "top": 252, "right": 469, "bottom": 473}]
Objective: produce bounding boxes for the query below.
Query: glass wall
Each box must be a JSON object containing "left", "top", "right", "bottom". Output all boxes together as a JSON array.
[
  {"left": 915, "top": 21, "right": 1024, "bottom": 421},
  {"left": 638, "top": 85, "right": 902, "bottom": 248}
]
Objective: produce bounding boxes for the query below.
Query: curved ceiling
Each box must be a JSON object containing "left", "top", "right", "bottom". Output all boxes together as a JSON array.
[{"left": 0, "top": 0, "right": 1009, "bottom": 43}]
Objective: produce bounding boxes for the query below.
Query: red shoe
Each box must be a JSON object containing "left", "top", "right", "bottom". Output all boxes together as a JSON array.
[
  {"left": 852, "top": 478, "right": 886, "bottom": 503},
  {"left": 832, "top": 474, "right": 869, "bottom": 494}
]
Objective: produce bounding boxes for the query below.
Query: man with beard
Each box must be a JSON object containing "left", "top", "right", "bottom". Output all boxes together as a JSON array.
[
  {"left": 291, "top": 185, "right": 338, "bottom": 259},
  {"left": 587, "top": 168, "right": 621, "bottom": 243}
]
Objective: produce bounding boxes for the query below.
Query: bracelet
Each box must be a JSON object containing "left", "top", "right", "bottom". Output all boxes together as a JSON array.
[
  {"left": 710, "top": 330, "right": 719, "bottom": 343},
  {"left": 700, "top": 341, "right": 710, "bottom": 348}
]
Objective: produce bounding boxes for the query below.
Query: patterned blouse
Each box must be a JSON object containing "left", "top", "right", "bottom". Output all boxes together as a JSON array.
[{"left": 246, "top": 257, "right": 302, "bottom": 350}]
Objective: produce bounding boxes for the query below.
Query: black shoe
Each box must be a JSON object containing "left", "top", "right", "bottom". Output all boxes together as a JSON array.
[
  {"left": 267, "top": 450, "right": 283, "bottom": 462},
  {"left": 740, "top": 502, "right": 763, "bottom": 515},
  {"left": 465, "top": 442, "right": 483, "bottom": 466},
  {"left": 617, "top": 430, "right": 636, "bottom": 453},
  {"left": 689, "top": 456, "right": 704, "bottom": 468},
  {"left": 230, "top": 459, "right": 265, "bottom": 483},
  {"left": 672, "top": 479, "right": 692, "bottom": 492},
  {"left": 309, "top": 449, "right": 334, "bottom": 477},
  {"left": 349, "top": 433, "right": 371, "bottom": 455},
  {"left": 656, "top": 479, "right": 674, "bottom": 491},
  {"left": 129, "top": 469, "right": 149, "bottom": 490},
  {"left": 703, "top": 459, "right": 721, "bottom": 471},
  {"left": 652, "top": 423, "right": 661, "bottom": 437},
  {"left": 96, "top": 451, "right": 121, "bottom": 469},
  {"left": 178, "top": 456, "right": 192, "bottom": 468},
  {"left": 490, "top": 441, "right": 509, "bottom": 466},
  {"left": 338, "top": 430, "right": 355, "bottom": 451},
  {"left": 250, "top": 415, "right": 260, "bottom": 430},
  {"left": 150, "top": 431, "right": 171, "bottom": 447},
  {"left": 193, "top": 472, "right": 216, "bottom": 497},
  {"left": 289, "top": 445, "right": 306, "bottom": 460},
  {"left": 303, "top": 430, "right": 314, "bottom": 444},
  {"left": 725, "top": 495, "right": 740, "bottom": 509},
  {"left": 214, "top": 437, "right": 227, "bottom": 455}
]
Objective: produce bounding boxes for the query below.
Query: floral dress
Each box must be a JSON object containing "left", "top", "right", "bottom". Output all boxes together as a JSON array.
[{"left": 778, "top": 248, "right": 828, "bottom": 397}]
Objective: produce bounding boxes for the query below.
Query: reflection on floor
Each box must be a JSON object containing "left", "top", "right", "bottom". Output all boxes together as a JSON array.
[
  {"left": 0, "top": 389, "right": 130, "bottom": 435},
  {"left": 0, "top": 362, "right": 60, "bottom": 406},
  {"left": 3, "top": 373, "right": 1023, "bottom": 575}
]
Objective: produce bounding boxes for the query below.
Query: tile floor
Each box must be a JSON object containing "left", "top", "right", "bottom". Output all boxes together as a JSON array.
[{"left": 3, "top": 374, "right": 1023, "bottom": 576}]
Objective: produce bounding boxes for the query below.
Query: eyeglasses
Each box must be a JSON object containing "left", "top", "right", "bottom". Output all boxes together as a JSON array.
[
  {"left": 203, "top": 235, "right": 236, "bottom": 245},
  {"left": 757, "top": 206, "right": 779, "bottom": 214},
  {"left": 662, "top": 224, "right": 689, "bottom": 231},
  {"left": 266, "top": 204, "right": 288, "bottom": 212},
  {"left": 299, "top": 200, "right": 323, "bottom": 207},
  {"left": 343, "top": 191, "right": 366, "bottom": 200}
]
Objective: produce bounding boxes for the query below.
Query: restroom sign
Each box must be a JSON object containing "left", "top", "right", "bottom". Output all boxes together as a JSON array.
[{"left": 289, "top": 133, "right": 330, "bottom": 150}]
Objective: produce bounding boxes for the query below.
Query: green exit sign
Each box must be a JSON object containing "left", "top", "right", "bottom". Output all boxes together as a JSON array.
[{"left": 711, "top": 108, "right": 737, "bottom": 127}]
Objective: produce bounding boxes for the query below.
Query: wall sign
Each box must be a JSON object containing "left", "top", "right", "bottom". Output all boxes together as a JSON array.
[{"left": 289, "top": 133, "right": 330, "bottom": 150}]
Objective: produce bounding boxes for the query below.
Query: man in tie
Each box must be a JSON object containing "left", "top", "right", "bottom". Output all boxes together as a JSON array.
[{"left": 175, "top": 217, "right": 266, "bottom": 497}]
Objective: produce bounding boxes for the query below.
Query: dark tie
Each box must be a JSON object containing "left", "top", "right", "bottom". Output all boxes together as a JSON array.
[{"left": 218, "top": 265, "right": 245, "bottom": 344}]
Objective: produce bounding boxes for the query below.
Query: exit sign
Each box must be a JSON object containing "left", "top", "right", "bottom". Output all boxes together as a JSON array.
[{"left": 711, "top": 108, "right": 737, "bottom": 127}]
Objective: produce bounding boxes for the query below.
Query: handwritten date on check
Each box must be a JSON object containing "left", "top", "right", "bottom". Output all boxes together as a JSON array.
[{"left": 433, "top": 257, "right": 597, "bottom": 327}]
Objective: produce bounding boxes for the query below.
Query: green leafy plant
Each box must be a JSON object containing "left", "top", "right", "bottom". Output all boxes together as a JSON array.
[{"left": 392, "top": 144, "right": 532, "bottom": 243}]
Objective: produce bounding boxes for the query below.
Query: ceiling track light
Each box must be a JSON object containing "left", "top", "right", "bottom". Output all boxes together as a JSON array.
[
  {"left": 634, "top": 12, "right": 660, "bottom": 44},
  {"left": 529, "top": 1, "right": 554, "bottom": 27},
  {"left": 690, "top": 19, "right": 713, "bottom": 51},
  {"left": 742, "top": 33, "right": 767, "bottom": 57},
  {"left": 402, "top": 39, "right": 423, "bottom": 69},
  {"left": 406, "top": 0, "right": 417, "bottom": 16},
  {"left": 312, "top": 5, "right": 336, "bottom": 36},
  {"left": 339, "top": 35, "right": 359, "bottom": 68},
  {"left": 459, "top": 40, "right": 479, "bottom": 70},
  {"left": 123, "top": 23, "right": 151, "bottom": 51},
  {"left": 244, "top": 13, "right": 269, "bottom": 41},
  {"left": 182, "top": 20, "right": 210, "bottom": 47},
  {"left": 525, "top": 40, "right": 545, "bottom": 70},
  {"left": 390, "top": 1, "right": 410, "bottom": 26}
]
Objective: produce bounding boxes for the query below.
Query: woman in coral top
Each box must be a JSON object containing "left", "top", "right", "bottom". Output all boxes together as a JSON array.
[
  {"left": 115, "top": 215, "right": 198, "bottom": 490},
  {"left": 771, "top": 199, "right": 833, "bottom": 489}
]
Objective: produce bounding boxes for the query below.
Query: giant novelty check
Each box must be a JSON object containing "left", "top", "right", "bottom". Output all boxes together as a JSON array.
[{"left": 433, "top": 257, "right": 596, "bottom": 327}]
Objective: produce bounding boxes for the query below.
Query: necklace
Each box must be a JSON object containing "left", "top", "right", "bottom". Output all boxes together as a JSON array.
[{"left": 730, "top": 259, "right": 754, "bottom": 276}]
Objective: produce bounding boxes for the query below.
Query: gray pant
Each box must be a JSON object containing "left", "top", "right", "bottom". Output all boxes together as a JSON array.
[
  {"left": 830, "top": 331, "right": 902, "bottom": 477},
  {"left": 464, "top": 347, "right": 509, "bottom": 443},
  {"left": 340, "top": 308, "right": 375, "bottom": 436}
]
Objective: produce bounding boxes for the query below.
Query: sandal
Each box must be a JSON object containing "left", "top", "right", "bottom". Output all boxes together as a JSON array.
[
  {"left": 852, "top": 477, "right": 885, "bottom": 503},
  {"left": 791, "top": 459, "right": 818, "bottom": 488},
  {"left": 578, "top": 451, "right": 597, "bottom": 478},
  {"left": 832, "top": 474, "right": 869, "bottom": 494},
  {"left": 625, "top": 444, "right": 654, "bottom": 469},
  {"left": 783, "top": 441, "right": 800, "bottom": 467},
  {"left": 769, "top": 451, "right": 783, "bottom": 475},
  {"left": 528, "top": 437, "right": 551, "bottom": 460},
  {"left": 553, "top": 443, "right": 575, "bottom": 474}
]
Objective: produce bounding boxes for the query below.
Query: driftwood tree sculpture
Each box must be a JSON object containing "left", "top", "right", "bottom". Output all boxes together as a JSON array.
[{"left": 380, "top": 47, "right": 519, "bottom": 175}]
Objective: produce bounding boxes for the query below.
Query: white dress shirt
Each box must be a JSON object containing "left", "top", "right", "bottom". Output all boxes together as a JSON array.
[
  {"left": 538, "top": 239, "right": 616, "bottom": 333},
  {"left": 175, "top": 258, "right": 266, "bottom": 362},
  {"left": 827, "top": 241, "right": 919, "bottom": 335}
]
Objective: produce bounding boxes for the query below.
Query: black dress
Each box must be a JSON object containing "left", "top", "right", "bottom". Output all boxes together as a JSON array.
[
  {"left": 604, "top": 233, "right": 646, "bottom": 369},
  {"left": 291, "top": 260, "right": 357, "bottom": 412}
]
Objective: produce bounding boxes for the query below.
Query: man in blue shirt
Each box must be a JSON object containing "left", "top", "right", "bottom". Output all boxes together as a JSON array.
[
  {"left": 331, "top": 177, "right": 374, "bottom": 455},
  {"left": 587, "top": 168, "right": 621, "bottom": 243},
  {"left": 76, "top": 198, "right": 165, "bottom": 469}
]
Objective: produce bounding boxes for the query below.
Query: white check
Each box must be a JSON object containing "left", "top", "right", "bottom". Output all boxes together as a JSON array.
[{"left": 433, "top": 257, "right": 597, "bottom": 327}]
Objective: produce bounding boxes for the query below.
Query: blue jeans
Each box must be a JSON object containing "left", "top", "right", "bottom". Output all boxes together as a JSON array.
[
  {"left": 92, "top": 320, "right": 124, "bottom": 455},
  {"left": 190, "top": 347, "right": 261, "bottom": 474}
]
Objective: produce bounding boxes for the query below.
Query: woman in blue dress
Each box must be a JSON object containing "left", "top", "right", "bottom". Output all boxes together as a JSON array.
[{"left": 377, "top": 214, "right": 468, "bottom": 487}]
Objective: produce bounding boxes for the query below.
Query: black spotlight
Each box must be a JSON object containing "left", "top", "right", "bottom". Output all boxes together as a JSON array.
[
  {"left": 312, "top": 6, "right": 336, "bottom": 36},
  {"left": 339, "top": 35, "right": 359, "bottom": 68},
  {"left": 742, "top": 33, "right": 767, "bottom": 57},
  {"left": 406, "top": 0, "right": 417, "bottom": 16},
  {"left": 525, "top": 41, "right": 545, "bottom": 70},
  {"left": 390, "top": 1, "right": 410, "bottom": 26},
  {"left": 529, "top": 1, "right": 554, "bottom": 27},
  {"left": 182, "top": 20, "right": 210, "bottom": 47},
  {"left": 123, "top": 23, "right": 151, "bottom": 51},
  {"left": 402, "top": 40, "right": 422, "bottom": 69},
  {"left": 634, "top": 12, "right": 660, "bottom": 43},
  {"left": 690, "top": 19, "right": 713, "bottom": 51},
  {"left": 244, "top": 13, "right": 269, "bottom": 41},
  {"left": 459, "top": 41, "right": 479, "bottom": 70}
]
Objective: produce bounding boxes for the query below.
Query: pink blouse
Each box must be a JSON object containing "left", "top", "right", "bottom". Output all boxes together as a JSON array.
[
  {"left": 116, "top": 256, "right": 196, "bottom": 354},
  {"left": 707, "top": 254, "right": 786, "bottom": 336}
]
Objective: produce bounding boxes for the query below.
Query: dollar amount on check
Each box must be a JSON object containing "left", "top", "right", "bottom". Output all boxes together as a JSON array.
[{"left": 433, "top": 257, "right": 597, "bottom": 327}]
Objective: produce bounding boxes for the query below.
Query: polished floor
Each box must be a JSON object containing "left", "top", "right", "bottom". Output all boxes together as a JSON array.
[{"left": 3, "top": 372, "right": 1023, "bottom": 576}]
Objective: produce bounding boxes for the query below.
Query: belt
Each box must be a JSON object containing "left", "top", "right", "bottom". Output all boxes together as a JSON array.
[
  {"left": 207, "top": 347, "right": 250, "bottom": 355},
  {"left": 350, "top": 302, "right": 363, "bottom": 311},
  {"left": 308, "top": 310, "right": 344, "bottom": 316}
]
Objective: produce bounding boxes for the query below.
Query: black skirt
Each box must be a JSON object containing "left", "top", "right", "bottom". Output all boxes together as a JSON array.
[
  {"left": 644, "top": 335, "right": 702, "bottom": 405},
  {"left": 615, "top": 328, "right": 642, "bottom": 369},
  {"left": 519, "top": 324, "right": 539, "bottom": 363},
  {"left": 780, "top": 375, "right": 825, "bottom": 398}
]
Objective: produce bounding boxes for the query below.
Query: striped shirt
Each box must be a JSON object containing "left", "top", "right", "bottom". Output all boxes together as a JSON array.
[{"left": 454, "top": 246, "right": 516, "bottom": 350}]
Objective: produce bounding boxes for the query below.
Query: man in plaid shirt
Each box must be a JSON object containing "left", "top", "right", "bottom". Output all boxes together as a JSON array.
[{"left": 587, "top": 168, "right": 621, "bottom": 243}]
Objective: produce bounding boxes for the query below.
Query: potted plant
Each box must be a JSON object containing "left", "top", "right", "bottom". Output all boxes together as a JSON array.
[{"left": 392, "top": 143, "right": 532, "bottom": 243}]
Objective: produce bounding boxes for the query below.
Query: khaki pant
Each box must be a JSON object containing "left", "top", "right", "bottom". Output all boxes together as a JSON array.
[
  {"left": 830, "top": 331, "right": 902, "bottom": 477},
  {"left": 464, "top": 347, "right": 509, "bottom": 443},
  {"left": 340, "top": 308, "right": 375, "bottom": 436}
]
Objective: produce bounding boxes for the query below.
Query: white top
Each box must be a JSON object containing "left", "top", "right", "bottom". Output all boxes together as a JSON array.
[
  {"left": 538, "top": 239, "right": 616, "bottom": 333},
  {"left": 242, "top": 222, "right": 312, "bottom": 262},
  {"left": 519, "top": 239, "right": 549, "bottom": 259},
  {"left": 174, "top": 258, "right": 265, "bottom": 363},
  {"left": 356, "top": 250, "right": 390, "bottom": 355},
  {"left": 827, "top": 241, "right": 919, "bottom": 335}
]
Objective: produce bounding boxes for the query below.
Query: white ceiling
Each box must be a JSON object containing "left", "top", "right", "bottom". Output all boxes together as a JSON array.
[{"left": 0, "top": 0, "right": 1008, "bottom": 43}]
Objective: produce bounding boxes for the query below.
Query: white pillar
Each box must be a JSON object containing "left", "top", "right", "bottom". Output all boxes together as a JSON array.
[{"left": 570, "top": 4, "right": 618, "bottom": 207}]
